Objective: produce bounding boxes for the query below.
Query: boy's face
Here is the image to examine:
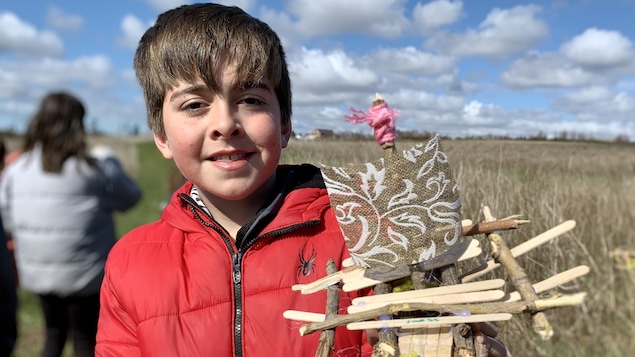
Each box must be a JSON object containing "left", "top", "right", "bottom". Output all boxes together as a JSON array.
[{"left": 154, "top": 65, "right": 291, "bottom": 206}]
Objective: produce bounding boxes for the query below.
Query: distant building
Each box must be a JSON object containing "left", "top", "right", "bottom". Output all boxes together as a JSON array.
[{"left": 312, "top": 128, "right": 335, "bottom": 138}]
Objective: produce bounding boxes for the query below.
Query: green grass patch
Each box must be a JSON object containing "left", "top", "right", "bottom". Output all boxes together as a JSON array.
[{"left": 113, "top": 141, "right": 175, "bottom": 238}]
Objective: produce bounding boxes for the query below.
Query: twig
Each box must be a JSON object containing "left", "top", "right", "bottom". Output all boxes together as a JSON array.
[
  {"left": 461, "top": 219, "right": 530, "bottom": 236},
  {"left": 488, "top": 232, "right": 554, "bottom": 340},
  {"left": 315, "top": 260, "right": 339, "bottom": 357},
  {"left": 372, "top": 282, "right": 399, "bottom": 357}
]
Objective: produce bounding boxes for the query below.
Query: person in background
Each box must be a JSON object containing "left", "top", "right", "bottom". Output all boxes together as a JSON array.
[
  {"left": 0, "top": 92, "right": 142, "bottom": 357},
  {"left": 95, "top": 4, "right": 505, "bottom": 357},
  {"left": 0, "top": 138, "right": 17, "bottom": 357},
  {"left": 0, "top": 217, "right": 17, "bottom": 357}
]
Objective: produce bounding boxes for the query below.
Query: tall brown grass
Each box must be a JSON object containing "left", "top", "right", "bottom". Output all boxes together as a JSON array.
[{"left": 282, "top": 138, "right": 635, "bottom": 357}]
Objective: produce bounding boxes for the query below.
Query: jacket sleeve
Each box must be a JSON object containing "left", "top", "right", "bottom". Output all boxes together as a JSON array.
[
  {"left": 0, "top": 169, "right": 13, "bottom": 234},
  {"left": 90, "top": 146, "right": 143, "bottom": 212},
  {"left": 96, "top": 260, "right": 142, "bottom": 357}
]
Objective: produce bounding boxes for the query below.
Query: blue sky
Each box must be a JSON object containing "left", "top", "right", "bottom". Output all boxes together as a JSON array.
[{"left": 1, "top": 0, "right": 634, "bottom": 140}]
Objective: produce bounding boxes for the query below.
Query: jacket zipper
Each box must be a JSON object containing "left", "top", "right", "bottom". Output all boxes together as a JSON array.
[
  {"left": 183, "top": 194, "right": 322, "bottom": 356},
  {"left": 183, "top": 196, "right": 246, "bottom": 355},
  {"left": 232, "top": 251, "right": 243, "bottom": 356}
]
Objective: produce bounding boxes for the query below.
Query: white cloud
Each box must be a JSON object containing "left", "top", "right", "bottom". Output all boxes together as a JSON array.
[
  {"left": 426, "top": 5, "right": 548, "bottom": 59},
  {"left": 0, "top": 55, "right": 114, "bottom": 110},
  {"left": 0, "top": 55, "right": 136, "bottom": 133},
  {"left": 46, "top": 6, "right": 83, "bottom": 32},
  {"left": 287, "top": 0, "right": 409, "bottom": 39},
  {"left": 560, "top": 28, "right": 634, "bottom": 69},
  {"left": 462, "top": 100, "right": 504, "bottom": 125},
  {"left": 501, "top": 27, "right": 635, "bottom": 90},
  {"left": 501, "top": 51, "right": 601, "bottom": 88},
  {"left": 370, "top": 47, "right": 456, "bottom": 76},
  {"left": 392, "top": 89, "right": 463, "bottom": 112},
  {"left": 118, "top": 14, "right": 153, "bottom": 50},
  {"left": 258, "top": 7, "right": 298, "bottom": 48},
  {"left": 289, "top": 47, "right": 378, "bottom": 101},
  {"left": 412, "top": 0, "right": 463, "bottom": 34},
  {"left": 144, "top": 0, "right": 190, "bottom": 12},
  {"left": 559, "top": 86, "right": 613, "bottom": 104},
  {"left": 553, "top": 87, "right": 635, "bottom": 115},
  {"left": 215, "top": 0, "right": 257, "bottom": 12},
  {"left": 0, "top": 11, "right": 63, "bottom": 57}
]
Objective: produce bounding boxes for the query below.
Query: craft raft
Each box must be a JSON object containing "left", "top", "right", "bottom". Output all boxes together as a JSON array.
[{"left": 283, "top": 95, "right": 589, "bottom": 357}]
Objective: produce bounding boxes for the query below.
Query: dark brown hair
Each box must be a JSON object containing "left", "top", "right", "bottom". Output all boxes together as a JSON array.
[
  {"left": 24, "top": 92, "right": 89, "bottom": 173},
  {"left": 134, "top": 3, "right": 292, "bottom": 138}
]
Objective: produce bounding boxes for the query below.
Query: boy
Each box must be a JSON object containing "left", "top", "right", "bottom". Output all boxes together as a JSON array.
[
  {"left": 96, "top": 3, "right": 368, "bottom": 356},
  {"left": 96, "top": 3, "right": 505, "bottom": 356}
]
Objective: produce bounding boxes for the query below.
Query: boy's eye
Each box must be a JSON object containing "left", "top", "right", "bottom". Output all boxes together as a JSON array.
[
  {"left": 241, "top": 97, "right": 265, "bottom": 106},
  {"left": 184, "top": 102, "right": 205, "bottom": 110}
]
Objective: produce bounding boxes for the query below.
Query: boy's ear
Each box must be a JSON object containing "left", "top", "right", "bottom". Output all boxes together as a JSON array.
[
  {"left": 153, "top": 133, "right": 174, "bottom": 159},
  {"left": 281, "top": 120, "right": 292, "bottom": 148}
]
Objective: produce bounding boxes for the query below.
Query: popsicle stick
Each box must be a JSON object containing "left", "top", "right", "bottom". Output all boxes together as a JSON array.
[
  {"left": 299, "top": 238, "right": 482, "bottom": 294},
  {"left": 341, "top": 275, "right": 382, "bottom": 292},
  {"left": 347, "top": 290, "right": 506, "bottom": 314},
  {"left": 346, "top": 313, "right": 513, "bottom": 330},
  {"left": 352, "top": 278, "right": 505, "bottom": 306},
  {"left": 511, "top": 220, "right": 576, "bottom": 256},
  {"left": 460, "top": 220, "right": 577, "bottom": 283},
  {"left": 292, "top": 265, "right": 364, "bottom": 294},
  {"left": 342, "top": 257, "right": 355, "bottom": 268},
  {"left": 342, "top": 239, "right": 482, "bottom": 292},
  {"left": 283, "top": 310, "right": 326, "bottom": 322},
  {"left": 341, "top": 265, "right": 366, "bottom": 283},
  {"left": 504, "top": 265, "right": 590, "bottom": 302},
  {"left": 457, "top": 239, "right": 482, "bottom": 261}
]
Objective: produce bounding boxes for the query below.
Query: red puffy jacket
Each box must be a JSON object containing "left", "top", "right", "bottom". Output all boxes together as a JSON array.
[{"left": 96, "top": 164, "right": 371, "bottom": 356}]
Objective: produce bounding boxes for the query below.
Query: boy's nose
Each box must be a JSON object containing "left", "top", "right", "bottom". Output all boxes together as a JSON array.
[{"left": 209, "top": 105, "right": 243, "bottom": 139}]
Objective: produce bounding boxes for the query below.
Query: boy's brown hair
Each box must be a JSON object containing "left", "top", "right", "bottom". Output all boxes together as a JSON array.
[{"left": 134, "top": 3, "right": 292, "bottom": 138}]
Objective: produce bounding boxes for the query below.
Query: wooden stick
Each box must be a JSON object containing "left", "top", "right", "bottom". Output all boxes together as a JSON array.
[
  {"left": 488, "top": 232, "right": 554, "bottom": 340},
  {"left": 347, "top": 290, "right": 506, "bottom": 314},
  {"left": 315, "top": 260, "right": 339, "bottom": 357},
  {"left": 342, "top": 239, "right": 482, "bottom": 292},
  {"left": 511, "top": 220, "right": 576, "bottom": 257},
  {"left": 461, "top": 219, "right": 530, "bottom": 236},
  {"left": 352, "top": 279, "right": 505, "bottom": 305},
  {"left": 504, "top": 265, "right": 589, "bottom": 302},
  {"left": 460, "top": 220, "right": 577, "bottom": 282},
  {"left": 290, "top": 293, "right": 586, "bottom": 335},
  {"left": 454, "top": 323, "right": 479, "bottom": 357},
  {"left": 346, "top": 313, "right": 513, "bottom": 331},
  {"left": 285, "top": 292, "right": 586, "bottom": 327},
  {"left": 291, "top": 265, "right": 363, "bottom": 294},
  {"left": 372, "top": 282, "right": 399, "bottom": 356},
  {"left": 283, "top": 310, "right": 325, "bottom": 322}
]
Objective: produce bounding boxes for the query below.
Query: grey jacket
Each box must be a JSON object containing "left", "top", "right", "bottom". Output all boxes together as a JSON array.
[{"left": 0, "top": 146, "right": 142, "bottom": 296}]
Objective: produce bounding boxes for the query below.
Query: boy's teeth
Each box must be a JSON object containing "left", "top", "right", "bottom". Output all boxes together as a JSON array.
[{"left": 215, "top": 153, "right": 246, "bottom": 161}]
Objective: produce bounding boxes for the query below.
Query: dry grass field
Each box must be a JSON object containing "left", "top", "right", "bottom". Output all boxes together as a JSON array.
[{"left": 7, "top": 136, "right": 635, "bottom": 356}]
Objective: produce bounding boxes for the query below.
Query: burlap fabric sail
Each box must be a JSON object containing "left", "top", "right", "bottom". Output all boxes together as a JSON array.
[{"left": 321, "top": 134, "right": 464, "bottom": 269}]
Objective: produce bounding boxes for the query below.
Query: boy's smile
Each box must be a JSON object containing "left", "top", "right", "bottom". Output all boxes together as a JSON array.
[
  {"left": 208, "top": 150, "right": 251, "bottom": 170},
  {"left": 210, "top": 152, "right": 249, "bottom": 162},
  {"left": 154, "top": 66, "right": 291, "bottom": 225}
]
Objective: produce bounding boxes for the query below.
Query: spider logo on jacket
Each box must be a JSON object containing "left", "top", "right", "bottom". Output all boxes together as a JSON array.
[{"left": 297, "top": 243, "right": 317, "bottom": 278}]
